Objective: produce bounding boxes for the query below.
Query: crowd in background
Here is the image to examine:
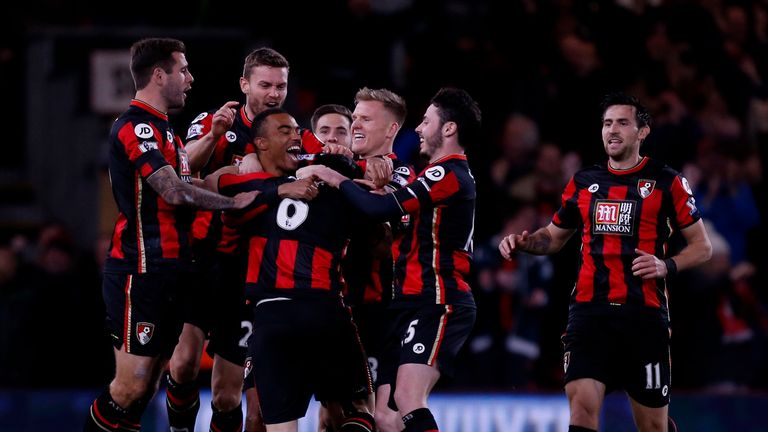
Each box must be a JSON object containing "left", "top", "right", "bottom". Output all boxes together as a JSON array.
[{"left": 1, "top": 0, "right": 766, "bottom": 392}]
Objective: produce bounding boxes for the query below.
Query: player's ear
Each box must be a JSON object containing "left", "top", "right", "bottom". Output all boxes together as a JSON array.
[
  {"left": 443, "top": 121, "right": 457, "bottom": 137},
  {"left": 254, "top": 137, "right": 268, "bottom": 151},
  {"left": 239, "top": 76, "right": 249, "bottom": 95},
  {"left": 638, "top": 125, "right": 650, "bottom": 141}
]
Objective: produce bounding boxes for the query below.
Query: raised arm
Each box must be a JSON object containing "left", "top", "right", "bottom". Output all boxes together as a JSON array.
[{"left": 185, "top": 101, "right": 239, "bottom": 173}]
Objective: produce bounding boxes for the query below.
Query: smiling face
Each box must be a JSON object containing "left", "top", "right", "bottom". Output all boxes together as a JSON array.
[
  {"left": 255, "top": 112, "right": 302, "bottom": 176},
  {"left": 241, "top": 65, "right": 289, "bottom": 116},
  {"left": 602, "top": 104, "right": 648, "bottom": 164},
  {"left": 161, "top": 52, "right": 194, "bottom": 109},
  {"left": 415, "top": 104, "right": 444, "bottom": 160},
  {"left": 351, "top": 100, "right": 397, "bottom": 157}
]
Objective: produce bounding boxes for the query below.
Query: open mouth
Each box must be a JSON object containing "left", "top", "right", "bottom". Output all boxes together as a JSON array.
[{"left": 286, "top": 144, "right": 302, "bottom": 161}]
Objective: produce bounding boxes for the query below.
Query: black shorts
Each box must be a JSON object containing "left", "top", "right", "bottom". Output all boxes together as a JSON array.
[
  {"left": 351, "top": 302, "right": 388, "bottom": 386},
  {"left": 102, "top": 271, "right": 188, "bottom": 357},
  {"left": 377, "top": 304, "right": 476, "bottom": 387},
  {"left": 203, "top": 252, "right": 250, "bottom": 365},
  {"left": 561, "top": 307, "right": 671, "bottom": 408},
  {"left": 249, "top": 297, "right": 372, "bottom": 424}
]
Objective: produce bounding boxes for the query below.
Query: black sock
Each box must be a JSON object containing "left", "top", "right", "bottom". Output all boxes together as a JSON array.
[
  {"left": 84, "top": 389, "right": 129, "bottom": 431},
  {"left": 340, "top": 411, "right": 375, "bottom": 432},
  {"left": 210, "top": 401, "right": 243, "bottom": 432},
  {"left": 568, "top": 426, "right": 597, "bottom": 432},
  {"left": 120, "top": 395, "right": 150, "bottom": 432},
  {"left": 402, "top": 407, "right": 439, "bottom": 432},
  {"left": 165, "top": 374, "right": 200, "bottom": 430}
]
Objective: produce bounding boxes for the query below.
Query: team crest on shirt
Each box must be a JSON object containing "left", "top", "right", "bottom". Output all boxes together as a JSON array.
[
  {"left": 136, "top": 322, "right": 155, "bottom": 345},
  {"left": 593, "top": 199, "right": 636, "bottom": 236},
  {"left": 563, "top": 351, "right": 570, "bottom": 373},
  {"left": 637, "top": 179, "right": 656, "bottom": 199}
]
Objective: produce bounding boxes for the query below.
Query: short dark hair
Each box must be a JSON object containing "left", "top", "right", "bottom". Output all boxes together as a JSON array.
[
  {"left": 251, "top": 107, "right": 289, "bottom": 138},
  {"left": 354, "top": 87, "right": 407, "bottom": 127},
  {"left": 600, "top": 92, "right": 652, "bottom": 128},
  {"left": 311, "top": 104, "right": 353, "bottom": 131},
  {"left": 130, "top": 38, "right": 186, "bottom": 91},
  {"left": 243, "top": 47, "right": 289, "bottom": 78},
  {"left": 430, "top": 87, "right": 482, "bottom": 148}
]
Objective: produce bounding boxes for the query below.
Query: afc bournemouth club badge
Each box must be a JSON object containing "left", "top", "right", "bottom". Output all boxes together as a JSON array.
[
  {"left": 638, "top": 179, "right": 656, "bottom": 199},
  {"left": 137, "top": 322, "right": 155, "bottom": 345}
]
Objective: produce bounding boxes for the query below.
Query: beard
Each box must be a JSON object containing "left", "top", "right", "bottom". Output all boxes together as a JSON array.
[{"left": 419, "top": 134, "right": 442, "bottom": 159}]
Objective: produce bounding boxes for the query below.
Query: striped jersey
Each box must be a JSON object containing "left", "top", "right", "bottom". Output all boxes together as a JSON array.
[
  {"left": 342, "top": 156, "right": 416, "bottom": 306},
  {"left": 553, "top": 157, "right": 701, "bottom": 320},
  {"left": 105, "top": 99, "right": 194, "bottom": 273},
  {"left": 389, "top": 154, "right": 476, "bottom": 308},
  {"left": 219, "top": 173, "right": 357, "bottom": 301},
  {"left": 186, "top": 105, "right": 254, "bottom": 255}
]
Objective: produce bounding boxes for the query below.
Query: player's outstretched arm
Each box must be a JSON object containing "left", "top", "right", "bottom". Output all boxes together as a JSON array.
[
  {"left": 147, "top": 165, "right": 256, "bottom": 210},
  {"left": 499, "top": 223, "right": 575, "bottom": 259}
]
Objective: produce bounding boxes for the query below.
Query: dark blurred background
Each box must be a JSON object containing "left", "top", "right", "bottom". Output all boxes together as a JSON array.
[{"left": 1, "top": 0, "right": 766, "bottom": 399}]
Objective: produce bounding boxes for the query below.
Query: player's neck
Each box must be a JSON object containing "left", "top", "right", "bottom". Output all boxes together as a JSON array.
[
  {"left": 362, "top": 143, "right": 393, "bottom": 159},
  {"left": 608, "top": 154, "right": 643, "bottom": 170},
  {"left": 134, "top": 90, "right": 168, "bottom": 114}
]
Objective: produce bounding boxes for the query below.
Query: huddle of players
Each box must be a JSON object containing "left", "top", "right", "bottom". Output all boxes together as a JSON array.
[
  {"left": 178, "top": 48, "right": 481, "bottom": 432},
  {"left": 84, "top": 38, "right": 481, "bottom": 432}
]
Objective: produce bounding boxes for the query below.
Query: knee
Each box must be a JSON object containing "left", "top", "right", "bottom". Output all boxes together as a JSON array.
[
  {"left": 212, "top": 390, "right": 242, "bottom": 412},
  {"left": 169, "top": 353, "right": 200, "bottom": 382},
  {"left": 110, "top": 379, "right": 151, "bottom": 406}
]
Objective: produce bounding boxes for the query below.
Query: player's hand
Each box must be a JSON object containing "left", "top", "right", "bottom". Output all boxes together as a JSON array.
[
  {"left": 353, "top": 178, "right": 390, "bottom": 194},
  {"left": 211, "top": 101, "right": 239, "bottom": 138},
  {"left": 278, "top": 177, "right": 319, "bottom": 201},
  {"left": 296, "top": 165, "right": 348, "bottom": 188},
  {"left": 322, "top": 143, "right": 354, "bottom": 158},
  {"left": 498, "top": 231, "right": 530, "bottom": 260},
  {"left": 239, "top": 153, "right": 263, "bottom": 174},
  {"left": 365, "top": 156, "right": 393, "bottom": 189},
  {"left": 232, "top": 190, "right": 259, "bottom": 209},
  {"left": 632, "top": 248, "right": 666, "bottom": 279}
]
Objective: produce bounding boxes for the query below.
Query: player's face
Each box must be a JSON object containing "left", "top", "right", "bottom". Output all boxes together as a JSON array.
[
  {"left": 351, "top": 100, "right": 397, "bottom": 157},
  {"left": 242, "top": 66, "right": 288, "bottom": 115},
  {"left": 602, "top": 104, "right": 647, "bottom": 163},
  {"left": 314, "top": 113, "right": 352, "bottom": 148},
  {"left": 262, "top": 113, "right": 301, "bottom": 175},
  {"left": 416, "top": 104, "right": 443, "bottom": 160},
  {"left": 161, "top": 52, "right": 194, "bottom": 110}
]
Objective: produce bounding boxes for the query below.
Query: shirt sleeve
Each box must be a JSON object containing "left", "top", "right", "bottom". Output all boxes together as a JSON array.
[{"left": 117, "top": 121, "right": 170, "bottom": 179}]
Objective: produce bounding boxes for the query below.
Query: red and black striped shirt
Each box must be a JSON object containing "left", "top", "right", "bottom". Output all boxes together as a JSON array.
[
  {"left": 219, "top": 173, "right": 358, "bottom": 301},
  {"left": 389, "top": 154, "right": 476, "bottom": 308},
  {"left": 105, "top": 99, "right": 194, "bottom": 273},
  {"left": 553, "top": 157, "right": 701, "bottom": 320},
  {"left": 186, "top": 106, "right": 254, "bottom": 255},
  {"left": 342, "top": 156, "right": 416, "bottom": 305}
]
